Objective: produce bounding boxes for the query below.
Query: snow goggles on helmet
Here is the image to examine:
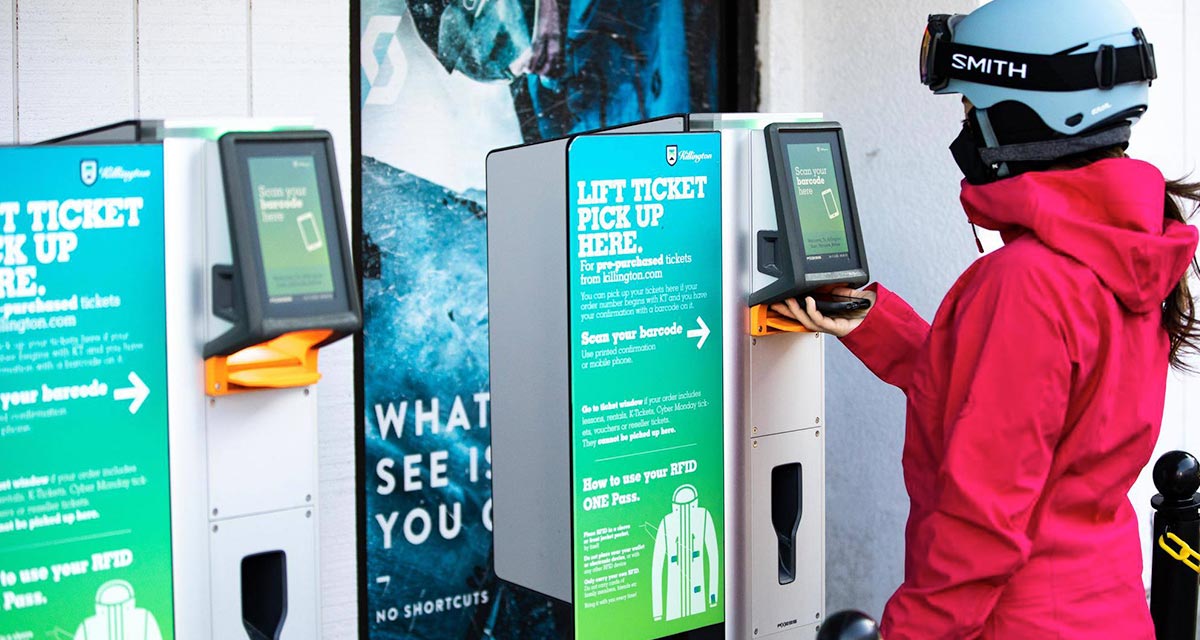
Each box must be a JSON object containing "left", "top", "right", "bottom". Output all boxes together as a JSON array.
[{"left": 920, "top": 14, "right": 1158, "bottom": 93}]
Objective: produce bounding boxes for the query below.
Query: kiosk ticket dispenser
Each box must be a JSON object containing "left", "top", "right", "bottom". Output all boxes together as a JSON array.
[
  {"left": 487, "top": 115, "right": 869, "bottom": 639},
  {"left": 0, "top": 120, "right": 359, "bottom": 640}
]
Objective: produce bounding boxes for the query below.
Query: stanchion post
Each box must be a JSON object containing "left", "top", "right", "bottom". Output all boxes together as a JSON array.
[
  {"left": 816, "top": 610, "right": 881, "bottom": 640},
  {"left": 1150, "top": 450, "right": 1200, "bottom": 640}
]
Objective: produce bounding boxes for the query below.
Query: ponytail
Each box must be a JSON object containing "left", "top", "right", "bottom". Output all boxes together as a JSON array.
[{"left": 1163, "top": 179, "right": 1200, "bottom": 371}]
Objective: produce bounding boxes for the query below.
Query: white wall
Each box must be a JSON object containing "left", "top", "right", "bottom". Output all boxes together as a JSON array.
[
  {"left": 761, "top": 0, "right": 981, "bottom": 618},
  {"left": 1122, "top": 0, "right": 1200, "bottom": 592},
  {"left": 0, "top": 3, "right": 357, "bottom": 637},
  {"left": 761, "top": 0, "right": 1200, "bottom": 621}
]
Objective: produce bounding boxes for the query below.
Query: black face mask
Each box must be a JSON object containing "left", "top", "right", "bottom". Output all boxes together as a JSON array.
[{"left": 949, "top": 122, "right": 997, "bottom": 185}]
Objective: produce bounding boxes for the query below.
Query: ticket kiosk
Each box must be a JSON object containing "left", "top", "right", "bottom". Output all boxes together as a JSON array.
[
  {"left": 487, "top": 114, "right": 870, "bottom": 639},
  {"left": 0, "top": 120, "right": 358, "bottom": 640}
]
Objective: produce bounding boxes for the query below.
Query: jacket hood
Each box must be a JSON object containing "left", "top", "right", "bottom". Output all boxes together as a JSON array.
[
  {"left": 672, "top": 485, "right": 698, "bottom": 507},
  {"left": 961, "top": 158, "right": 1198, "bottom": 313}
]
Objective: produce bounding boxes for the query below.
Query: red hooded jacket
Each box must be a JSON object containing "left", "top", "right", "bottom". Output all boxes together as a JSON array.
[{"left": 840, "top": 158, "right": 1198, "bottom": 639}]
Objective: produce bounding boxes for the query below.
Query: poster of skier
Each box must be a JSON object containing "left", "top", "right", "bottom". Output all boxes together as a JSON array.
[{"left": 354, "top": 1, "right": 749, "bottom": 637}]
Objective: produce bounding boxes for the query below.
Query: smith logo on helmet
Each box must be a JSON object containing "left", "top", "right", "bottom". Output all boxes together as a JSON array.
[{"left": 951, "top": 54, "right": 1029, "bottom": 80}]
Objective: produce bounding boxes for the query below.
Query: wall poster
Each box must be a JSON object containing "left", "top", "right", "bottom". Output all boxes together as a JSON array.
[{"left": 353, "top": 1, "right": 753, "bottom": 638}]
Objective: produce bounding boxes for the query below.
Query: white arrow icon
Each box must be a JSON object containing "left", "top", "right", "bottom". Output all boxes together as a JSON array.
[
  {"left": 687, "top": 317, "right": 710, "bottom": 350},
  {"left": 113, "top": 372, "right": 150, "bottom": 414}
]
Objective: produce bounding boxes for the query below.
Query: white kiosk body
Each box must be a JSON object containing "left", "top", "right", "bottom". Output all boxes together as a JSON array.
[
  {"left": 163, "top": 122, "right": 321, "bottom": 640},
  {"left": 700, "top": 114, "right": 828, "bottom": 639}
]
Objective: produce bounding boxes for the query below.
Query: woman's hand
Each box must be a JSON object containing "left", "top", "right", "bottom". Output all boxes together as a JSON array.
[{"left": 770, "top": 287, "right": 876, "bottom": 338}]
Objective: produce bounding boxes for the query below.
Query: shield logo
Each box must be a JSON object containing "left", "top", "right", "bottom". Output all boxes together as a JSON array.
[
  {"left": 666, "top": 145, "right": 678, "bottom": 166},
  {"left": 80, "top": 160, "right": 98, "bottom": 186}
]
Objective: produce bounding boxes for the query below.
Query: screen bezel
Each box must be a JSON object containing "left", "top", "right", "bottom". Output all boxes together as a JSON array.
[
  {"left": 218, "top": 131, "right": 360, "bottom": 344},
  {"left": 754, "top": 122, "right": 869, "bottom": 306}
]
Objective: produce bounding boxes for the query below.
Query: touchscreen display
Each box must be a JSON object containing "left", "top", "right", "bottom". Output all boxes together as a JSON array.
[
  {"left": 247, "top": 155, "right": 336, "bottom": 303},
  {"left": 785, "top": 142, "right": 853, "bottom": 265}
]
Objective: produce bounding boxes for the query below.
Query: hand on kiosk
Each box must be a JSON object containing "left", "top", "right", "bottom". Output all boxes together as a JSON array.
[
  {"left": 771, "top": 287, "right": 875, "bottom": 338},
  {"left": 751, "top": 122, "right": 872, "bottom": 336}
]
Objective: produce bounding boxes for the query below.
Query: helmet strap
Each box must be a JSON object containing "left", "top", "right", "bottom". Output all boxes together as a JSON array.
[{"left": 974, "top": 108, "right": 1011, "bottom": 178}]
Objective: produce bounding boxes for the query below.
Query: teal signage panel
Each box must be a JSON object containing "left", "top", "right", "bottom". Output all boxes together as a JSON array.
[
  {"left": 568, "top": 133, "right": 724, "bottom": 639},
  {"left": 0, "top": 145, "right": 175, "bottom": 640}
]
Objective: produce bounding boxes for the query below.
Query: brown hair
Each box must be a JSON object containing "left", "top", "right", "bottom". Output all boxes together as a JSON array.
[
  {"left": 1162, "top": 179, "right": 1200, "bottom": 371},
  {"left": 1053, "top": 148, "right": 1200, "bottom": 371}
]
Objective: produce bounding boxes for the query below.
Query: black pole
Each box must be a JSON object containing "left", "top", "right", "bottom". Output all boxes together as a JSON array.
[
  {"left": 1149, "top": 450, "right": 1200, "bottom": 640},
  {"left": 817, "top": 610, "right": 881, "bottom": 640}
]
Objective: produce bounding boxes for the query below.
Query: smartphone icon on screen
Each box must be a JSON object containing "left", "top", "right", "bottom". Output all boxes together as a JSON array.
[
  {"left": 821, "top": 188, "right": 842, "bottom": 220},
  {"left": 296, "top": 212, "right": 324, "bottom": 252}
]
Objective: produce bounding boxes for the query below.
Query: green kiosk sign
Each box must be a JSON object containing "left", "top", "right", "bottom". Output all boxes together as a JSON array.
[
  {"left": 568, "top": 133, "right": 724, "bottom": 639},
  {"left": 0, "top": 145, "right": 174, "bottom": 639}
]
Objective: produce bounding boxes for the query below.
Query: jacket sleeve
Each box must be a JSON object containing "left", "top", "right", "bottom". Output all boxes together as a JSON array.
[
  {"left": 838, "top": 283, "right": 931, "bottom": 393},
  {"left": 879, "top": 272, "right": 1072, "bottom": 640},
  {"left": 705, "top": 511, "right": 719, "bottom": 607},
  {"left": 652, "top": 518, "right": 666, "bottom": 621}
]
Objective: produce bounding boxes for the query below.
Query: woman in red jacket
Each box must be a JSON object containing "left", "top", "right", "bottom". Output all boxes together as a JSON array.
[{"left": 774, "top": 1, "right": 1200, "bottom": 638}]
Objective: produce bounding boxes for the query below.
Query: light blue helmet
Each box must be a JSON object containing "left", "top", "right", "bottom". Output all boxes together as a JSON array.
[
  {"left": 937, "top": 0, "right": 1154, "bottom": 135},
  {"left": 921, "top": 0, "right": 1158, "bottom": 181}
]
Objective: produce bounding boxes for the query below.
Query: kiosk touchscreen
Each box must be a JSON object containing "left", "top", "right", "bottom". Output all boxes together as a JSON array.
[
  {"left": 751, "top": 122, "right": 869, "bottom": 307},
  {"left": 208, "top": 131, "right": 360, "bottom": 358}
]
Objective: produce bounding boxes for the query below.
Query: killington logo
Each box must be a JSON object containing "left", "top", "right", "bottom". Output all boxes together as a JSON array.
[
  {"left": 80, "top": 159, "right": 98, "bottom": 186},
  {"left": 101, "top": 166, "right": 152, "bottom": 183},
  {"left": 666, "top": 145, "right": 678, "bottom": 166}
]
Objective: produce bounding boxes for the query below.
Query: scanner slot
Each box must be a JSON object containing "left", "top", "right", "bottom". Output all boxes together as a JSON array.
[
  {"left": 771, "top": 462, "right": 803, "bottom": 585},
  {"left": 205, "top": 329, "right": 330, "bottom": 395},
  {"left": 757, "top": 230, "right": 784, "bottom": 278},
  {"left": 242, "top": 550, "right": 288, "bottom": 640},
  {"left": 212, "top": 264, "right": 238, "bottom": 323}
]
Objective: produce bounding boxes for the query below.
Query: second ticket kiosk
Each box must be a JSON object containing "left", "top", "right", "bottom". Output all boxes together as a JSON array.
[
  {"left": 487, "top": 114, "right": 871, "bottom": 639},
  {"left": 0, "top": 120, "right": 359, "bottom": 640}
]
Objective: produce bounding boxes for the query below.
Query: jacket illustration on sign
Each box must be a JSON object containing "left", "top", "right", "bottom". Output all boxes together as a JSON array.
[
  {"left": 74, "top": 580, "right": 164, "bottom": 640},
  {"left": 840, "top": 158, "right": 1199, "bottom": 640},
  {"left": 652, "top": 484, "right": 719, "bottom": 622}
]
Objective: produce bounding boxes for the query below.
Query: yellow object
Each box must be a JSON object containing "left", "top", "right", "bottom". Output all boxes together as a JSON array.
[
  {"left": 1158, "top": 532, "right": 1200, "bottom": 575},
  {"left": 205, "top": 329, "right": 332, "bottom": 395},
  {"left": 750, "top": 304, "right": 813, "bottom": 337}
]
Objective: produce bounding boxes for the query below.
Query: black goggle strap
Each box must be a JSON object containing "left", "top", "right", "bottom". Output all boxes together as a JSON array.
[{"left": 933, "top": 29, "right": 1157, "bottom": 92}]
